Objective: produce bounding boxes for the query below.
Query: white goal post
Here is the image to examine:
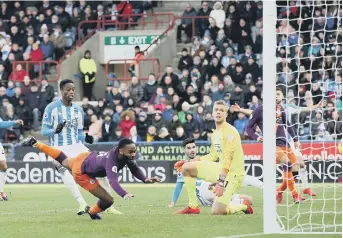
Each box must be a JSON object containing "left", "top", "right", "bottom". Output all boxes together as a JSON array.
[{"left": 263, "top": 0, "right": 342, "bottom": 235}]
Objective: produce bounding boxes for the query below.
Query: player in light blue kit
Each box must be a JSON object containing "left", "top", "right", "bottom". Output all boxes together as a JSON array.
[
  {"left": 0, "top": 118, "right": 23, "bottom": 201},
  {"left": 41, "top": 79, "right": 120, "bottom": 215}
]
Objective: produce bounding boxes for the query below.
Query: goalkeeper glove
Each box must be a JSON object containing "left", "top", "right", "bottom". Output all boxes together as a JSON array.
[
  {"left": 85, "top": 133, "right": 94, "bottom": 144},
  {"left": 55, "top": 121, "right": 66, "bottom": 134},
  {"left": 174, "top": 160, "right": 185, "bottom": 172}
]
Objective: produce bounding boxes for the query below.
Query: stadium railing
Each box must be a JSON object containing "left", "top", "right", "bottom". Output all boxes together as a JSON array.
[
  {"left": 59, "top": 12, "right": 175, "bottom": 64},
  {"left": 11, "top": 60, "right": 61, "bottom": 82},
  {"left": 105, "top": 58, "right": 161, "bottom": 81}
]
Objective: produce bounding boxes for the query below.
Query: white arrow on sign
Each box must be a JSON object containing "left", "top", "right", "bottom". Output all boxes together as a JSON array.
[{"left": 119, "top": 37, "right": 125, "bottom": 44}]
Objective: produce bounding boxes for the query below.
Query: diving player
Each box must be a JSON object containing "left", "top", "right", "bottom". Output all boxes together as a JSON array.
[
  {"left": 170, "top": 138, "right": 262, "bottom": 207},
  {"left": 175, "top": 100, "right": 253, "bottom": 215},
  {"left": 20, "top": 137, "right": 161, "bottom": 220},
  {"left": 0, "top": 118, "right": 23, "bottom": 201},
  {"left": 41, "top": 79, "right": 117, "bottom": 215}
]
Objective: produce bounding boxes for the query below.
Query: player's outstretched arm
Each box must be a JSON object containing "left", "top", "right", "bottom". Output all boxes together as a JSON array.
[
  {"left": 127, "top": 160, "right": 161, "bottom": 183},
  {"left": 0, "top": 120, "right": 23, "bottom": 128},
  {"left": 105, "top": 159, "right": 131, "bottom": 198},
  {"left": 230, "top": 104, "right": 253, "bottom": 116},
  {"left": 170, "top": 182, "right": 184, "bottom": 206}
]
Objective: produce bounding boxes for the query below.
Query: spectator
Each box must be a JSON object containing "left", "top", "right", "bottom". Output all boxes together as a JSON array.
[
  {"left": 100, "top": 113, "right": 116, "bottom": 142},
  {"left": 9, "top": 64, "right": 27, "bottom": 82},
  {"left": 212, "top": 83, "right": 225, "bottom": 102},
  {"left": 0, "top": 63, "right": 9, "bottom": 87},
  {"left": 315, "top": 123, "right": 333, "bottom": 141},
  {"left": 117, "top": 0, "right": 133, "bottom": 29},
  {"left": 80, "top": 50, "right": 97, "bottom": 100},
  {"left": 20, "top": 76, "right": 31, "bottom": 94},
  {"left": 10, "top": 42, "right": 23, "bottom": 60},
  {"left": 81, "top": 97, "right": 95, "bottom": 113},
  {"left": 144, "top": 73, "right": 158, "bottom": 101},
  {"left": 15, "top": 96, "right": 30, "bottom": 130},
  {"left": 25, "top": 83, "right": 42, "bottom": 131},
  {"left": 177, "top": 4, "right": 196, "bottom": 43},
  {"left": 6, "top": 80, "right": 15, "bottom": 97},
  {"left": 0, "top": 86, "right": 9, "bottom": 104},
  {"left": 234, "top": 112, "right": 249, "bottom": 138},
  {"left": 230, "top": 85, "right": 244, "bottom": 106},
  {"left": 3, "top": 106, "right": 21, "bottom": 141},
  {"left": 113, "top": 127, "right": 125, "bottom": 141},
  {"left": 196, "top": 1, "right": 212, "bottom": 37},
  {"left": 174, "top": 126, "right": 187, "bottom": 141},
  {"left": 146, "top": 125, "right": 157, "bottom": 142},
  {"left": 113, "top": 104, "right": 124, "bottom": 124},
  {"left": 161, "top": 66, "right": 179, "bottom": 89},
  {"left": 209, "top": 1, "right": 225, "bottom": 29},
  {"left": 129, "top": 126, "right": 142, "bottom": 143},
  {"left": 153, "top": 127, "right": 172, "bottom": 141},
  {"left": 88, "top": 115, "right": 102, "bottom": 142},
  {"left": 40, "top": 34, "right": 55, "bottom": 60},
  {"left": 50, "top": 25, "right": 66, "bottom": 61},
  {"left": 327, "top": 110, "right": 342, "bottom": 140},
  {"left": 10, "top": 86, "right": 22, "bottom": 107},
  {"left": 136, "top": 112, "right": 148, "bottom": 141},
  {"left": 178, "top": 48, "right": 193, "bottom": 71},
  {"left": 40, "top": 79, "right": 55, "bottom": 105},
  {"left": 183, "top": 113, "right": 200, "bottom": 137},
  {"left": 128, "top": 76, "right": 144, "bottom": 105},
  {"left": 119, "top": 110, "right": 136, "bottom": 138},
  {"left": 152, "top": 110, "right": 168, "bottom": 131}
]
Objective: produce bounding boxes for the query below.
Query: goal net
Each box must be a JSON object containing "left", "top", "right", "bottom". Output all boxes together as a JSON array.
[{"left": 263, "top": 0, "right": 342, "bottom": 234}]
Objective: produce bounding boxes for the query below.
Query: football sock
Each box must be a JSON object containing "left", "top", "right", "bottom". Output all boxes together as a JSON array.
[
  {"left": 287, "top": 171, "right": 297, "bottom": 195},
  {"left": 172, "top": 182, "right": 184, "bottom": 203},
  {"left": 226, "top": 204, "right": 247, "bottom": 215},
  {"left": 97, "top": 177, "right": 112, "bottom": 195},
  {"left": 58, "top": 167, "right": 86, "bottom": 205},
  {"left": 89, "top": 203, "right": 103, "bottom": 215},
  {"left": 0, "top": 170, "right": 7, "bottom": 193},
  {"left": 243, "top": 175, "right": 263, "bottom": 189},
  {"left": 184, "top": 176, "right": 198, "bottom": 208},
  {"left": 89, "top": 200, "right": 112, "bottom": 215},
  {"left": 299, "top": 167, "right": 309, "bottom": 188},
  {"left": 35, "top": 142, "right": 67, "bottom": 164},
  {"left": 277, "top": 170, "right": 288, "bottom": 193}
]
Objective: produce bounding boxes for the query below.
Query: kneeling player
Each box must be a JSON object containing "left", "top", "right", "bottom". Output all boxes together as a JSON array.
[
  {"left": 196, "top": 180, "right": 253, "bottom": 207},
  {"left": 170, "top": 138, "right": 262, "bottom": 207},
  {"left": 21, "top": 137, "right": 160, "bottom": 220},
  {"left": 176, "top": 101, "right": 253, "bottom": 215}
]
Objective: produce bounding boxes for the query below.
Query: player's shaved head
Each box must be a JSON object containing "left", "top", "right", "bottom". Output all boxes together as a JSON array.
[
  {"left": 59, "top": 79, "right": 74, "bottom": 90},
  {"left": 118, "top": 138, "right": 136, "bottom": 159}
]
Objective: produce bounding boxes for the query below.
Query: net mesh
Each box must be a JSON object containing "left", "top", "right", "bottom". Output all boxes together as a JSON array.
[{"left": 275, "top": 0, "right": 342, "bottom": 233}]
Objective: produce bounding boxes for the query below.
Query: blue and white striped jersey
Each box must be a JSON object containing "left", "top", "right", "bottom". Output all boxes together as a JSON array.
[{"left": 41, "top": 100, "right": 84, "bottom": 146}]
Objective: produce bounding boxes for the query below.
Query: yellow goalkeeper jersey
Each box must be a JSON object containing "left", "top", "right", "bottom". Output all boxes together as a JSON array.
[{"left": 200, "top": 122, "right": 245, "bottom": 176}]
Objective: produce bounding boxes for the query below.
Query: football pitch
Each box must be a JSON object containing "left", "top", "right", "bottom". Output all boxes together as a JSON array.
[{"left": 0, "top": 184, "right": 341, "bottom": 238}]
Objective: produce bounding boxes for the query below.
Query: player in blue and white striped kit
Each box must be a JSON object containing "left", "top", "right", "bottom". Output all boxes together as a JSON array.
[
  {"left": 0, "top": 118, "right": 23, "bottom": 201},
  {"left": 41, "top": 79, "right": 119, "bottom": 215}
]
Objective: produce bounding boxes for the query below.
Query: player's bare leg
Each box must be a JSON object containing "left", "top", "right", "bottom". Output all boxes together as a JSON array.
[
  {"left": 176, "top": 162, "right": 200, "bottom": 214},
  {"left": 96, "top": 177, "right": 122, "bottom": 215},
  {"left": 0, "top": 160, "right": 8, "bottom": 201},
  {"left": 87, "top": 185, "right": 115, "bottom": 220}
]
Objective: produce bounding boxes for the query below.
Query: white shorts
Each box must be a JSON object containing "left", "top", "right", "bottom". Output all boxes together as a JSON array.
[
  {"left": 0, "top": 144, "right": 6, "bottom": 162},
  {"left": 55, "top": 143, "right": 90, "bottom": 158},
  {"left": 196, "top": 180, "right": 241, "bottom": 206}
]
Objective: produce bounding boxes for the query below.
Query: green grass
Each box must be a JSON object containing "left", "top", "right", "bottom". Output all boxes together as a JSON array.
[{"left": 0, "top": 184, "right": 341, "bottom": 238}]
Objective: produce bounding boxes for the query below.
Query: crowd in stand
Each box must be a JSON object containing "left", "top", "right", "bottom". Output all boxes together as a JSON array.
[
  {"left": 0, "top": 1, "right": 341, "bottom": 143},
  {"left": 0, "top": 1, "right": 156, "bottom": 142}
]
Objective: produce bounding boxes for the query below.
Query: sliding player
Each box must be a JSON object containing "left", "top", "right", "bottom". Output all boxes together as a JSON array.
[
  {"left": 0, "top": 118, "right": 23, "bottom": 201},
  {"left": 175, "top": 100, "right": 253, "bottom": 215},
  {"left": 245, "top": 93, "right": 305, "bottom": 203},
  {"left": 233, "top": 87, "right": 317, "bottom": 197},
  {"left": 21, "top": 137, "right": 160, "bottom": 220},
  {"left": 41, "top": 79, "right": 118, "bottom": 215},
  {"left": 170, "top": 138, "right": 262, "bottom": 207}
]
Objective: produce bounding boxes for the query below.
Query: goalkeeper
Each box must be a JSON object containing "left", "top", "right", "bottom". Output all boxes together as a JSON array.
[{"left": 175, "top": 101, "right": 253, "bottom": 215}]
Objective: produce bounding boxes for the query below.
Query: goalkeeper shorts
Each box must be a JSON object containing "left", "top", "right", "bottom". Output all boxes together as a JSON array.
[{"left": 194, "top": 161, "right": 244, "bottom": 206}]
